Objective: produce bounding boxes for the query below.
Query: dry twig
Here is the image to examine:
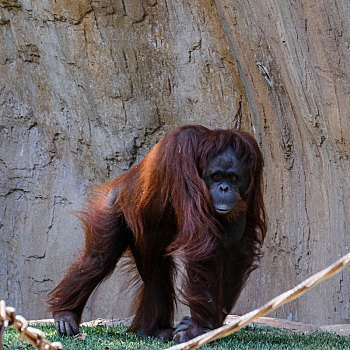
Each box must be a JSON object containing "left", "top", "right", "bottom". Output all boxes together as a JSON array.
[
  {"left": 166, "top": 252, "right": 350, "bottom": 350},
  {"left": 0, "top": 299, "right": 63, "bottom": 350}
]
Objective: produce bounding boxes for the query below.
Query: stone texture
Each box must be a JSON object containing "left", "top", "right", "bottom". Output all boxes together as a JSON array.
[
  {"left": 0, "top": 0, "right": 246, "bottom": 321},
  {"left": 1, "top": 0, "right": 350, "bottom": 328},
  {"left": 320, "top": 324, "right": 350, "bottom": 337},
  {"left": 215, "top": 0, "right": 350, "bottom": 325},
  {"left": 226, "top": 315, "right": 321, "bottom": 333}
]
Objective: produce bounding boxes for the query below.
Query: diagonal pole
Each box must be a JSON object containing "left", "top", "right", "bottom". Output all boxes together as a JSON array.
[{"left": 167, "top": 252, "right": 350, "bottom": 350}]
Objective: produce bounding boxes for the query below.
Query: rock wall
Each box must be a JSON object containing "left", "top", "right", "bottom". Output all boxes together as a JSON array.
[
  {"left": 0, "top": 0, "right": 248, "bottom": 321},
  {"left": 1, "top": 0, "right": 349, "bottom": 326},
  {"left": 215, "top": 0, "right": 350, "bottom": 325}
]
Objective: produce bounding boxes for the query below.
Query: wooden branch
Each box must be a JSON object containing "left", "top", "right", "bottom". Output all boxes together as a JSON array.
[{"left": 166, "top": 252, "right": 350, "bottom": 350}]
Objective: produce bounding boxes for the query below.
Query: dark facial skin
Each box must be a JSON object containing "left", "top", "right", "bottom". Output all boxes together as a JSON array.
[{"left": 202, "top": 147, "right": 249, "bottom": 215}]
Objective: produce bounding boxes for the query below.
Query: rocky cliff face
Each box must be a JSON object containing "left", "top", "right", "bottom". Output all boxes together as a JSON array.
[
  {"left": 0, "top": 0, "right": 247, "bottom": 321},
  {"left": 1, "top": 0, "right": 350, "bottom": 326}
]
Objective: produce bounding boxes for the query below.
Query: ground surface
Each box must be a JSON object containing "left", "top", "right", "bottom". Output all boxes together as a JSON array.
[
  {"left": 3, "top": 322, "right": 350, "bottom": 350},
  {"left": 31, "top": 315, "right": 350, "bottom": 336}
]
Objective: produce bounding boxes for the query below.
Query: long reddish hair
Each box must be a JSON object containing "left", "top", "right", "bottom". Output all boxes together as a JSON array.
[
  {"left": 105, "top": 125, "right": 266, "bottom": 264},
  {"left": 47, "top": 125, "right": 266, "bottom": 335}
]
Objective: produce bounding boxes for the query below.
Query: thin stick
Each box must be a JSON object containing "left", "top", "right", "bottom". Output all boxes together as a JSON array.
[{"left": 167, "top": 252, "right": 350, "bottom": 350}]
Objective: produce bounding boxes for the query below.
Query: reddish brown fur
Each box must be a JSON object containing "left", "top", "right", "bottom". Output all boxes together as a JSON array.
[{"left": 47, "top": 125, "right": 266, "bottom": 339}]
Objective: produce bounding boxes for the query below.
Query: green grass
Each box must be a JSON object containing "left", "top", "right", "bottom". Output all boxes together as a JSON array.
[{"left": 2, "top": 324, "right": 350, "bottom": 349}]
